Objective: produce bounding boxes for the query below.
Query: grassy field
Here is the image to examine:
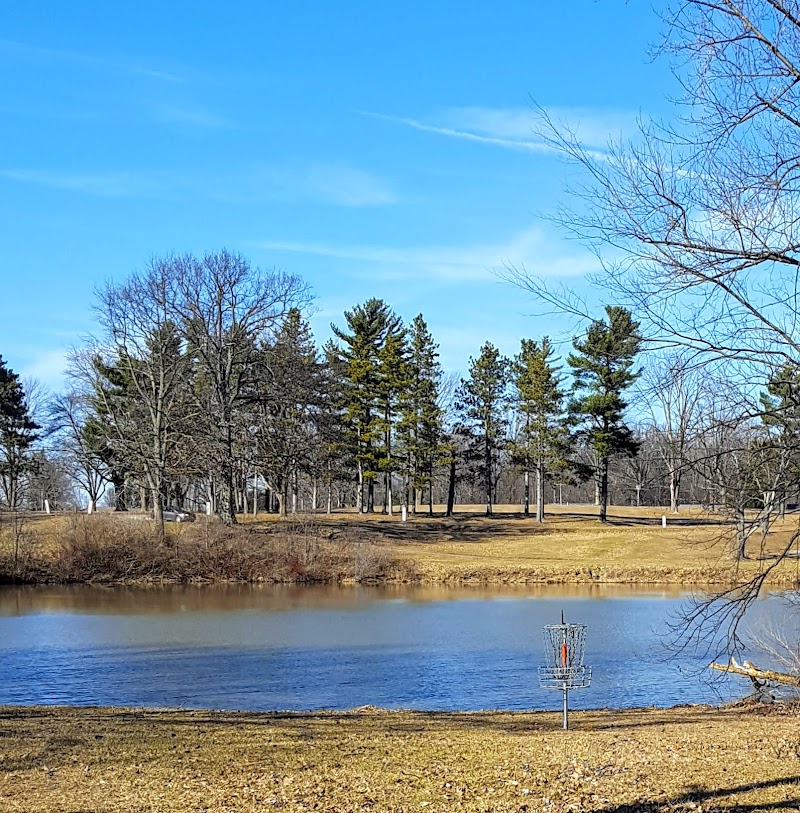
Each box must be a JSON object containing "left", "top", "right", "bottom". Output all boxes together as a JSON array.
[
  {"left": 3, "top": 504, "right": 800, "bottom": 585},
  {"left": 0, "top": 704, "right": 797, "bottom": 812},
  {"left": 244, "top": 504, "right": 800, "bottom": 586}
]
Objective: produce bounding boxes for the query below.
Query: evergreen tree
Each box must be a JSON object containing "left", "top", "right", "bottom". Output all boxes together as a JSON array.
[
  {"left": 568, "top": 306, "right": 642, "bottom": 523},
  {"left": 375, "top": 324, "right": 411, "bottom": 515},
  {"left": 83, "top": 355, "right": 137, "bottom": 511},
  {"left": 332, "top": 299, "right": 402, "bottom": 512},
  {"left": 456, "top": 343, "right": 510, "bottom": 516},
  {"left": 759, "top": 361, "right": 800, "bottom": 514},
  {"left": 256, "top": 308, "right": 322, "bottom": 516},
  {"left": 316, "top": 340, "right": 351, "bottom": 513},
  {"left": 399, "top": 315, "right": 443, "bottom": 514},
  {"left": 513, "top": 337, "right": 568, "bottom": 522},
  {"left": 0, "top": 356, "right": 39, "bottom": 509}
]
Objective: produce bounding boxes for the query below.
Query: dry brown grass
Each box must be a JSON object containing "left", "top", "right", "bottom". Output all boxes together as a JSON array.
[
  {"left": 0, "top": 704, "right": 797, "bottom": 812},
  {"left": 3, "top": 504, "right": 800, "bottom": 586},
  {"left": 0, "top": 514, "right": 413, "bottom": 585},
  {"left": 249, "top": 504, "right": 800, "bottom": 586}
]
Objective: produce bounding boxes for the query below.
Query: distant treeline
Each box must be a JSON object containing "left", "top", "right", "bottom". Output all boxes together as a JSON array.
[{"left": 1, "top": 250, "right": 798, "bottom": 554}]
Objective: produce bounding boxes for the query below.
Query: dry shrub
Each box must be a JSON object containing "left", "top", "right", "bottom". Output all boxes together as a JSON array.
[
  {"left": 0, "top": 513, "right": 418, "bottom": 585},
  {"left": 0, "top": 512, "right": 46, "bottom": 583}
]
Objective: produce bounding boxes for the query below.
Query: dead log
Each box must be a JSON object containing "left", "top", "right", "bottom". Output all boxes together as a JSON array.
[{"left": 710, "top": 657, "right": 800, "bottom": 687}]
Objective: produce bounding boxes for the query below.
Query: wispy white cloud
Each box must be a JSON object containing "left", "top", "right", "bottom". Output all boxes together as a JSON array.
[
  {"left": 361, "top": 111, "right": 555, "bottom": 154},
  {"left": 443, "top": 106, "right": 637, "bottom": 149},
  {"left": 0, "top": 37, "right": 185, "bottom": 82},
  {"left": 0, "top": 161, "right": 396, "bottom": 207},
  {"left": 298, "top": 163, "right": 396, "bottom": 207},
  {"left": 0, "top": 169, "right": 165, "bottom": 197},
  {"left": 20, "top": 349, "right": 69, "bottom": 390},
  {"left": 362, "top": 105, "right": 638, "bottom": 158},
  {"left": 257, "top": 225, "right": 599, "bottom": 282}
]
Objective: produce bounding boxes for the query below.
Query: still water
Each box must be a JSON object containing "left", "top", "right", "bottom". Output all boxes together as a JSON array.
[{"left": 0, "top": 584, "right": 789, "bottom": 711}]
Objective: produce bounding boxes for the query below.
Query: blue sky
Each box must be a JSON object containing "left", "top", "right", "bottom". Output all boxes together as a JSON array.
[{"left": 0, "top": 1, "right": 673, "bottom": 390}]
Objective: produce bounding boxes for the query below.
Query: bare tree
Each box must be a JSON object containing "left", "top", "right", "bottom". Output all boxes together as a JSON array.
[
  {"left": 507, "top": 0, "right": 800, "bottom": 658},
  {"left": 48, "top": 390, "right": 110, "bottom": 513},
  {"left": 85, "top": 260, "right": 191, "bottom": 535},
  {"left": 641, "top": 356, "right": 703, "bottom": 512},
  {"left": 167, "top": 250, "right": 309, "bottom": 525}
]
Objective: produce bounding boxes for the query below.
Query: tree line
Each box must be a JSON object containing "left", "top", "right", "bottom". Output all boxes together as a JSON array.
[{"left": 3, "top": 248, "right": 798, "bottom": 557}]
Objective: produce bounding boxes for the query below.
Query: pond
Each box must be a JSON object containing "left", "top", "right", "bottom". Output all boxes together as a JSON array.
[{"left": 0, "top": 584, "right": 791, "bottom": 712}]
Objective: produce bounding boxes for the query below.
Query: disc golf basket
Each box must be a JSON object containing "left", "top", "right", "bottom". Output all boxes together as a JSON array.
[{"left": 538, "top": 613, "right": 592, "bottom": 730}]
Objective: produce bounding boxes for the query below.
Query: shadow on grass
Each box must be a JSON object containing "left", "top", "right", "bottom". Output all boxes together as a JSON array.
[
  {"left": 291, "top": 512, "right": 731, "bottom": 547},
  {"left": 0, "top": 704, "right": 734, "bottom": 737},
  {"left": 593, "top": 774, "right": 800, "bottom": 813}
]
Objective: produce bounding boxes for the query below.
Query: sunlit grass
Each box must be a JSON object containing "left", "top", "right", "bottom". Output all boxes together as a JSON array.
[
  {"left": 0, "top": 704, "right": 796, "bottom": 812},
  {"left": 3, "top": 504, "right": 800, "bottom": 585}
]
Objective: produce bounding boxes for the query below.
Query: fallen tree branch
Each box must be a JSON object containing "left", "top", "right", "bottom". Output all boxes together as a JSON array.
[{"left": 710, "top": 657, "right": 800, "bottom": 687}]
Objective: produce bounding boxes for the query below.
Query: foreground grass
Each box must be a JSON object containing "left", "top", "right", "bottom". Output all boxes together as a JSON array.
[{"left": 0, "top": 704, "right": 798, "bottom": 812}]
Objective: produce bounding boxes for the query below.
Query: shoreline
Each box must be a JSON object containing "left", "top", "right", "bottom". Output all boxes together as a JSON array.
[
  {"left": 3, "top": 507, "right": 800, "bottom": 588},
  {"left": 0, "top": 563, "right": 797, "bottom": 587}
]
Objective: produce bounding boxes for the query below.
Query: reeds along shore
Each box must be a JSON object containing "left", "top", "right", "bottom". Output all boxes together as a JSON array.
[
  {"left": 1, "top": 505, "right": 799, "bottom": 585},
  {"left": 0, "top": 513, "right": 414, "bottom": 584}
]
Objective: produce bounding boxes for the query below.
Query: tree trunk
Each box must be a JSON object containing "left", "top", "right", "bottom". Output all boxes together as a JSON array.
[
  {"left": 710, "top": 659, "right": 800, "bottom": 688},
  {"left": 484, "top": 434, "right": 492, "bottom": 517},
  {"left": 599, "top": 457, "right": 609, "bottom": 523},
  {"left": 446, "top": 457, "right": 456, "bottom": 517},
  {"left": 218, "top": 473, "right": 237, "bottom": 525},
  {"left": 113, "top": 474, "right": 128, "bottom": 511},
  {"left": 669, "top": 465, "right": 680, "bottom": 513},
  {"left": 356, "top": 464, "right": 364, "bottom": 513},
  {"left": 735, "top": 510, "right": 747, "bottom": 560},
  {"left": 523, "top": 470, "right": 530, "bottom": 517},
  {"left": 536, "top": 461, "right": 545, "bottom": 524}
]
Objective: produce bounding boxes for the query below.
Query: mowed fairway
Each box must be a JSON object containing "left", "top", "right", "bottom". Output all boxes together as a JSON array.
[
  {"left": 252, "top": 504, "right": 800, "bottom": 585},
  {"left": 0, "top": 705, "right": 797, "bottom": 812}
]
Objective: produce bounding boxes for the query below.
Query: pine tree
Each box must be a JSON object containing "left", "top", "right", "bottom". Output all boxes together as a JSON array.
[
  {"left": 456, "top": 343, "right": 510, "bottom": 516},
  {"left": 513, "top": 337, "right": 568, "bottom": 522},
  {"left": 0, "top": 356, "right": 39, "bottom": 509},
  {"left": 376, "top": 325, "right": 411, "bottom": 515},
  {"left": 759, "top": 362, "right": 800, "bottom": 514},
  {"left": 256, "top": 308, "right": 322, "bottom": 516},
  {"left": 399, "top": 315, "right": 443, "bottom": 514},
  {"left": 332, "top": 299, "right": 402, "bottom": 512},
  {"left": 568, "top": 306, "right": 642, "bottom": 523},
  {"left": 316, "top": 341, "right": 351, "bottom": 514}
]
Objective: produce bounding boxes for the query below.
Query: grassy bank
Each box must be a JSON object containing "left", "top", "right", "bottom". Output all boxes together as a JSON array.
[
  {"left": 0, "top": 704, "right": 797, "bottom": 812},
  {"left": 2, "top": 505, "right": 799, "bottom": 585},
  {"left": 0, "top": 513, "right": 414, "bottom": 585}
]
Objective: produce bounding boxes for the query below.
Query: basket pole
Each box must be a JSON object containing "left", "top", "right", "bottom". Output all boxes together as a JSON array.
[{"left": 562, "top": 684, "right": 569, "bottom": 730}]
